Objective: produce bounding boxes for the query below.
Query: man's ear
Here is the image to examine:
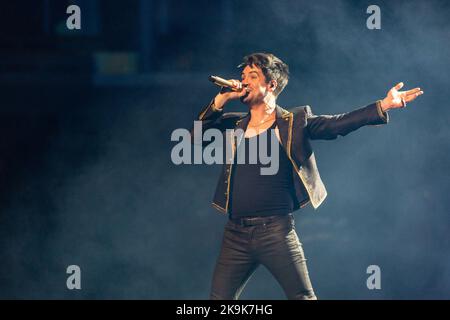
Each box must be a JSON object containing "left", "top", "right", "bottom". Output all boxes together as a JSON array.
[{"left": 269, "top": 80, "right": 277, "bottom": 92}]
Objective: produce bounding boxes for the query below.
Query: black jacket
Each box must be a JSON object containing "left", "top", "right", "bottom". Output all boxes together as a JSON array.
[{"left": 192, "top": 99, "right": 388, "bottom": 214}]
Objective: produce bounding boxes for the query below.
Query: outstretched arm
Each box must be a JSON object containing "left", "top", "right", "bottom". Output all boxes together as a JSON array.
[{"left": 306, "top": 82, "right": 424, "bottom": 140}]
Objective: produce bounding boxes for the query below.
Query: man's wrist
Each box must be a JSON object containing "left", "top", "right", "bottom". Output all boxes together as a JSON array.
[
  {"left": 213, "top": 95, "right": 227, "bottom": 111},
  {"left": 211, "top": 102, "right": 223, "bottom": 112},
  {"left": 375, "top": 100, "right": 389, "bottom": 123},
  {"left": 380, "top": 98, "right": 390, "bottom": 112}
]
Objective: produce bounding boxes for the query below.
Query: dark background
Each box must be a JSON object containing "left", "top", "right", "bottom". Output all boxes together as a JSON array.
[{"left": 0, "top": 0, "right": 449, "bottom": 299}]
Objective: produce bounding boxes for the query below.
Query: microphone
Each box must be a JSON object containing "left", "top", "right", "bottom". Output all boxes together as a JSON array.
[{"left": 209, "top": 75, "right": 244, "bottom": 91}]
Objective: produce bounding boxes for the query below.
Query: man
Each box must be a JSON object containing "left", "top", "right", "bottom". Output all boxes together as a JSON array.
[{"left": 192, "top": 52, "right": 423, "bottom": 299}]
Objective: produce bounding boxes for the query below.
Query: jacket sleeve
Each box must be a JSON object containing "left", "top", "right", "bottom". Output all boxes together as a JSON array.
[
  {"left": 305, "top": 100, "right": 389, "bottom": 140},
  {"left": 190, "top": 99, "right": 242, "bottom": 146}
]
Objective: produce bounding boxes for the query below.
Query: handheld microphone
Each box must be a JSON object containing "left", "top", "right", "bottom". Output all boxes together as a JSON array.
[{"left": 209, "top": 75, "right": 243, "bottom": 91}]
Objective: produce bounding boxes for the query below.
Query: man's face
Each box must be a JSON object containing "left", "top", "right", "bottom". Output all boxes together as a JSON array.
[{"left": 240, "top": 65, "right": 273, "bottom": 105}]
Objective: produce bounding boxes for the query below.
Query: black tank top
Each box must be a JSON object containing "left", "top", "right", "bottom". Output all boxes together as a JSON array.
[{"left": 230, "top": 121, "right": 296, "bottom": 218}]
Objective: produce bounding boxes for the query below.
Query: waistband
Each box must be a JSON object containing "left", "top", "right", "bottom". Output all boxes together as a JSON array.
[{"left": 229, "top": 213, "right": 293, "bottom": 227}]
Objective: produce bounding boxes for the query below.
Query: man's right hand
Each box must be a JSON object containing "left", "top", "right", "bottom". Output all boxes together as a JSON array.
[{"left": 214, "top": 79, "right": 248, "bottom": 110}]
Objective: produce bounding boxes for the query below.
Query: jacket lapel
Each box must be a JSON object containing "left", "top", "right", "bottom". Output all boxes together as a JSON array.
[
  {"left": 232, "top": 106, "right": 292, "bottom": 153},
  {"left": 234, "top": 112, "right": 251, "bottom": 150},
  {"left": 275, "top": 105, "right": 292, "bottom": 152}
]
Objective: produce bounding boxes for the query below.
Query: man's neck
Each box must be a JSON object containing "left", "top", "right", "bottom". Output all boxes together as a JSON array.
[{"left": 248, "top": 98, "right": 277, "bottom": 123}]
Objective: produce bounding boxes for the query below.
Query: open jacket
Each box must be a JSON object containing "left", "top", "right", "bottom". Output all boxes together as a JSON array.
[{"left": 191, "top": 99, "right": 388, "bottom": 214}]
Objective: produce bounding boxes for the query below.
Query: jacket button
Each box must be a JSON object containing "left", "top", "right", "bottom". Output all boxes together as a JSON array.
[{"left": 224, "top": 180, "right": 228, "bottom": 184}]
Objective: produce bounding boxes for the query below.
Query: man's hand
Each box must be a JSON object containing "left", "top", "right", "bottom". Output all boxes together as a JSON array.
[
  {"left": 214, "top": 79, "right": 248, "bottom": 110},
  {"left": 380, "top": 82, "right": 424, "bottom": 112}
]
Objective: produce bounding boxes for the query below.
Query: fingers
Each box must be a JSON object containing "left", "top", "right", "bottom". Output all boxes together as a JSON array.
[
  {"left": 404, "top": 87, "right": 422, "bottom": 96},
  {"left": 230, "top": 79, "right": 242, "bottom": 90},
  {"left": 229, "top": 79, "right": 250, "bottom": 97},
  {"left": 218, "top": 79, "right": 247, "bottom": 100},
  {"left": 402, "top": 87, "right": 424, "bottom": 98},
  {"left": 399, "top": 87, "right": 424, "bottom": 103},
  {"left": 219, "top": 79, "right": 242, "bottom": 93},
  {"left": 404, "top": 90, "right": 424, "bottom": 102}
]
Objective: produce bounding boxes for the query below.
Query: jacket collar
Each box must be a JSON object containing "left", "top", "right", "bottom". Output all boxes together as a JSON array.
[
  {"left": 274, "top": 105, "right": 292, "bottom": 149},
  {"left": 233, "top": 105, "right": 292, "bottom": 149},
  {"left": 235, "top": 105, "right": 291, "bottom": 129},
  {"left": 275, "top": 104, "right": 291, "bottom": 119}
]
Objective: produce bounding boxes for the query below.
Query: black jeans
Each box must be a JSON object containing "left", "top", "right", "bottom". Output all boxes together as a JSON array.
[{"left": 210, "top": 214, "right": 317, "bottom": 300}]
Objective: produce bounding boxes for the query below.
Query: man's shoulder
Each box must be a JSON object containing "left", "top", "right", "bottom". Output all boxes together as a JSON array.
[
  {"left": 221, "top": 111, "right": 248, "bottom": 120},
  {"left": 281, "top": 105, "right": 312, "bottom": 117},
  {"left": 222, "top": 111, "right": 248, "bottom": 117}
]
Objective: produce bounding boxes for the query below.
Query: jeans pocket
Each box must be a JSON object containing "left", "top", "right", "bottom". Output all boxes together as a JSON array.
[
  {"left": 225, "top": 220, "right": 246, "bottom": 237},
  {"left": 265, "top": 216, "right": 294, "bottom": 234}
]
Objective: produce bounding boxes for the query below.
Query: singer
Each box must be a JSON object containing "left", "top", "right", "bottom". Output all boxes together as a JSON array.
[{"left": 191, "top": 52, "right": 423, "bottom": 299}]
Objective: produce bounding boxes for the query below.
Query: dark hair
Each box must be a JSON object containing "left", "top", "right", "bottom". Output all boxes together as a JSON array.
[{"left": 238, "top": 52, "right": 289, "bottom": 96}]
